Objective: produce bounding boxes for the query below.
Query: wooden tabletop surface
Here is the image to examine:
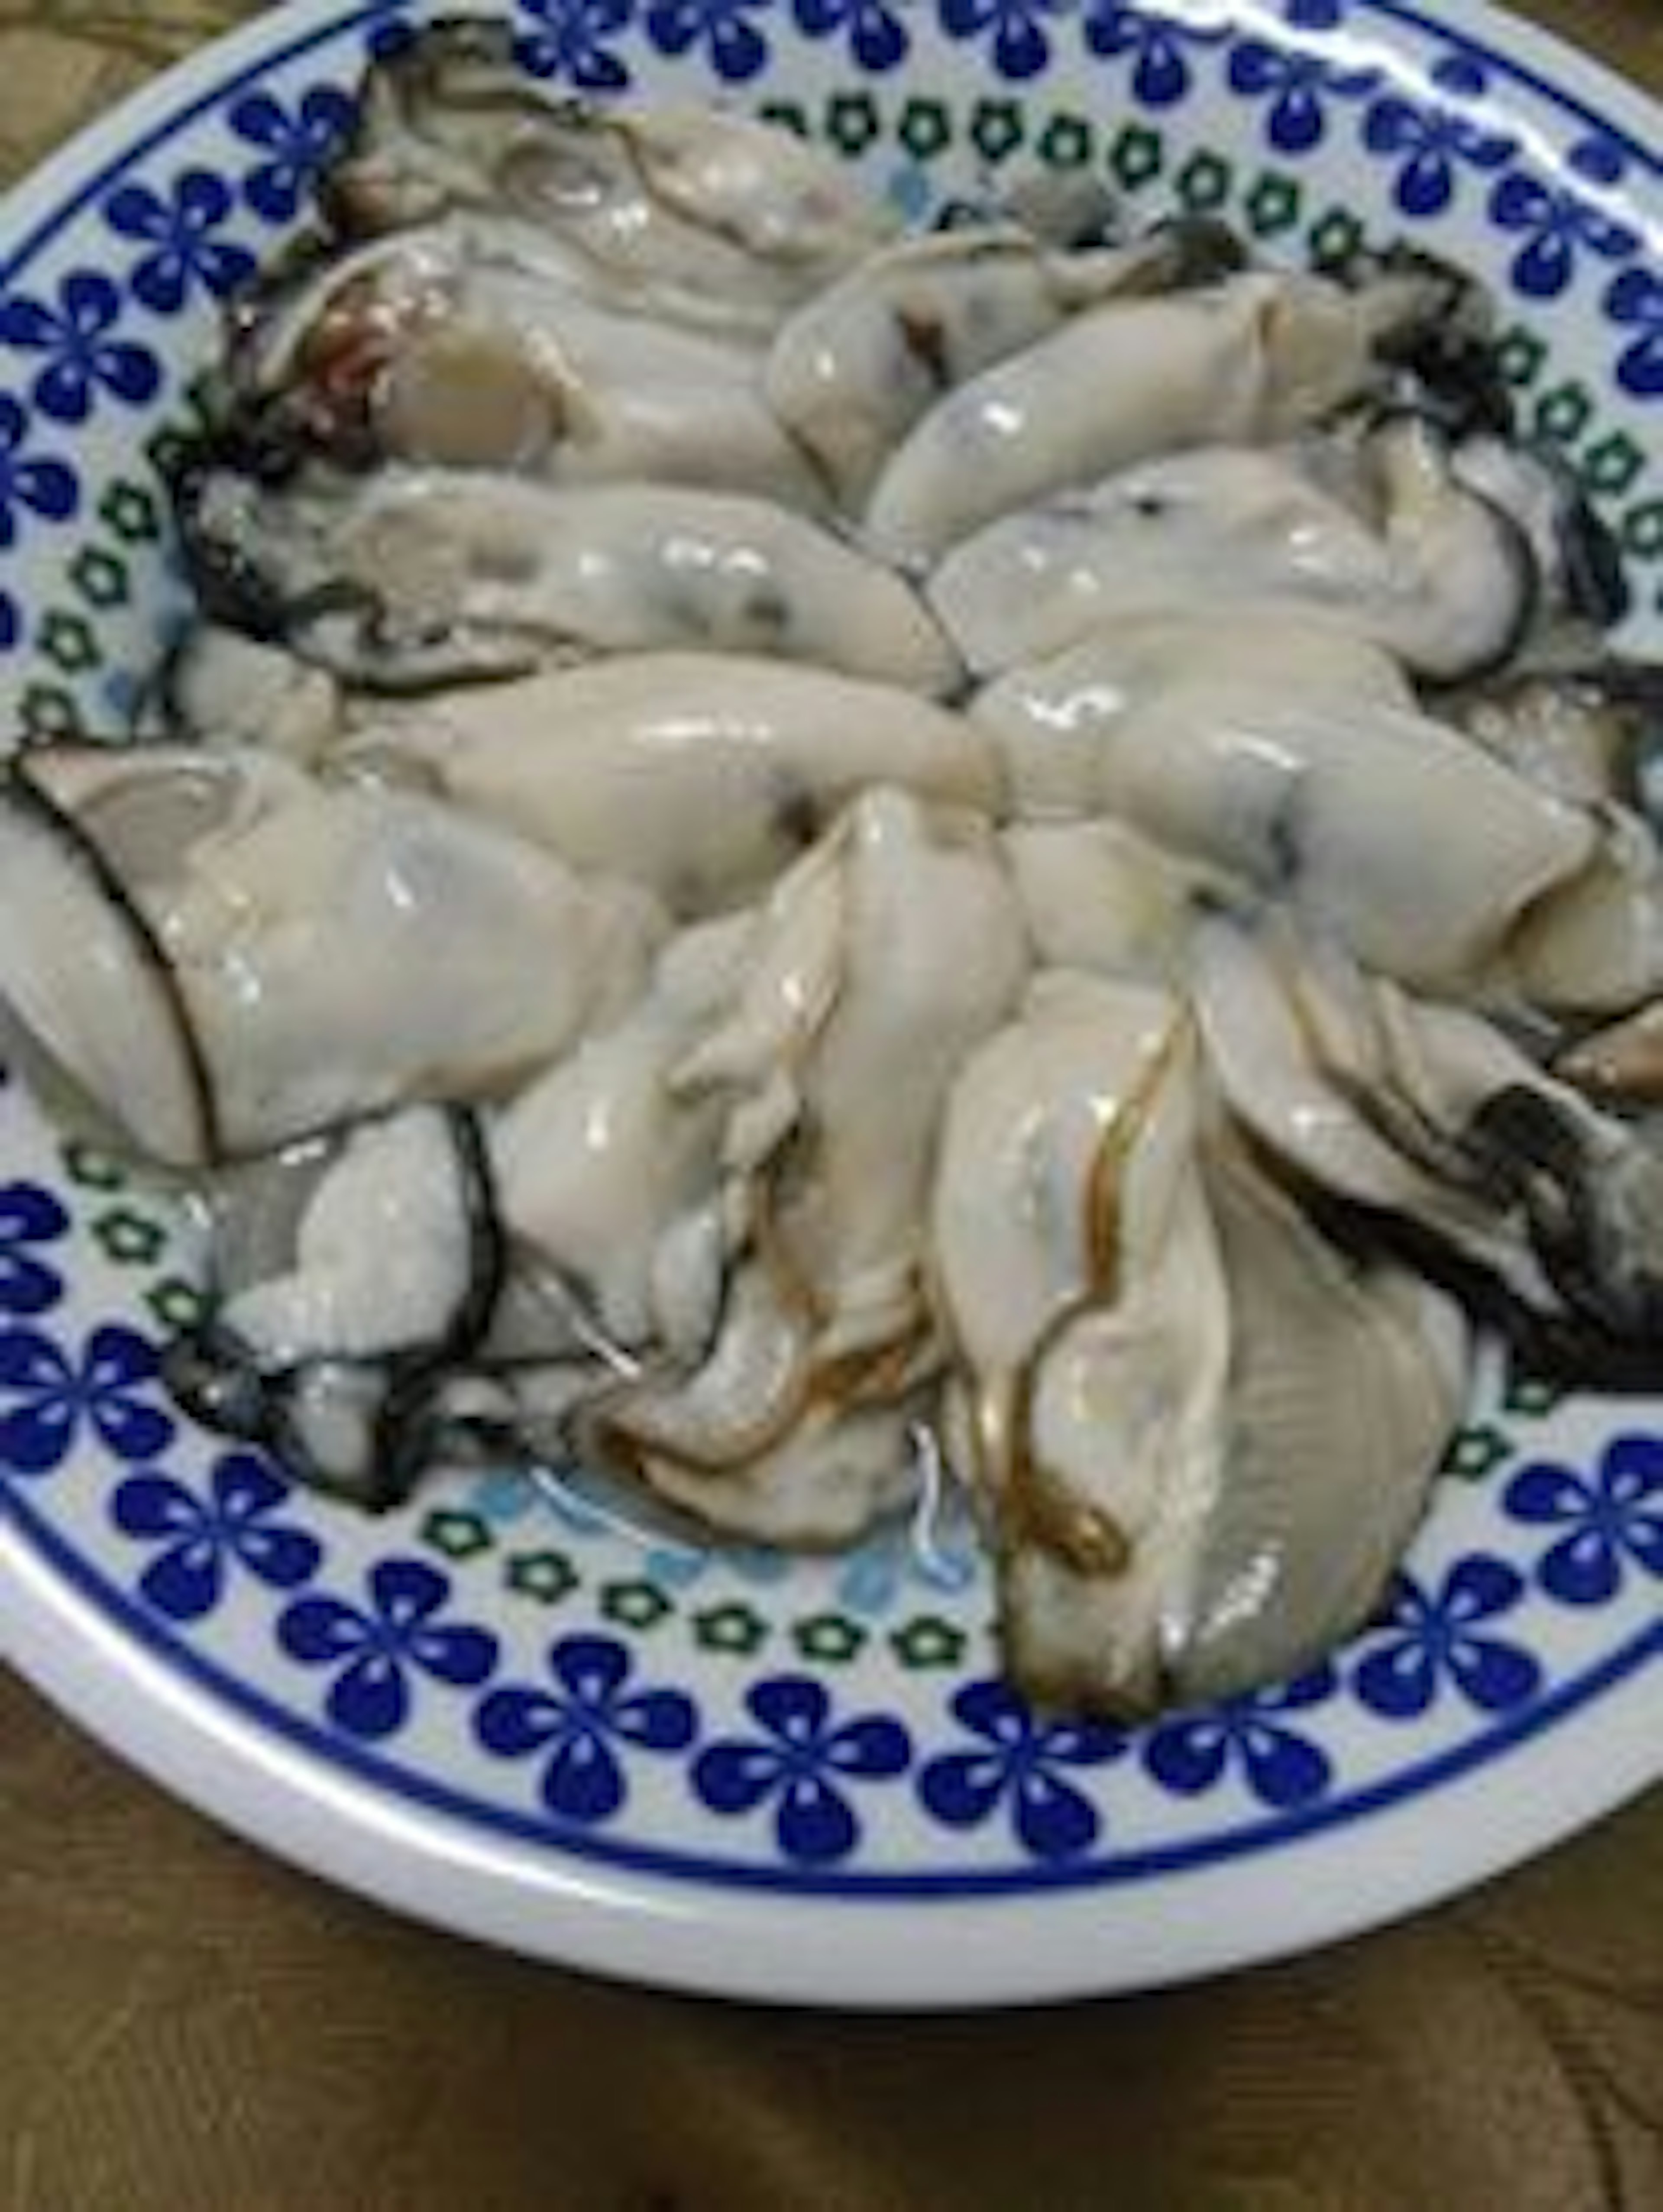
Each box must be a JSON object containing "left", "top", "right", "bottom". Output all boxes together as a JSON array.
[{"left": 1, "top": 6, "right": 1660, "bottom": 2209}]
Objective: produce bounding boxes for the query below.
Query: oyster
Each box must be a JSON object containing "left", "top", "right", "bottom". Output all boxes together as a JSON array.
[
  {"left": 1173, "top": 1122, "right": 1468, "bottom": 1704},
  {"left": 338, "top": 652, "right": 1003, "bottom": 914},
  {"left": 323, "top": 17, "right": 894, "bottom": 333},
  {"left": 764, "top": 217, "right": 1242, "bottom": 510},
  {"left": 863, "top": 259, "right": 1482, "bottom": 563},
  {"left": 1191, "top": 911, "right": 1663, "bottom": 1372},
  {"left": 930, "top": 969, "right": 1230, "bottom": 1713},
  {"left": 5, "top": 743, "right": 663, "bottom": 1161},
  {"left": 166, "top": 1103, "right": 502, "bottom": 1505},
  {"left": 973, "top": 607, "right": 1416, "bottom": 818},
  {"left": 177, "top": 463, "right": 961, "bottom": 693},
  {"left": 584, "top": 786, "right": 1029, "bottom": 1545},
  {"left": 210, "top": 217, "right": 824, "bottom": 503},
  {"left": 990, "top": 668, "right": 1594, "bottom": 990},
  {"left": 931, "top": 415, "right": 1539, "bottom": 682}
]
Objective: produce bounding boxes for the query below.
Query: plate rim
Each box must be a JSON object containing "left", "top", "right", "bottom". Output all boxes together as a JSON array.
[{"left": 0, "top": 0, "right": 1661, "bottom": 2008}]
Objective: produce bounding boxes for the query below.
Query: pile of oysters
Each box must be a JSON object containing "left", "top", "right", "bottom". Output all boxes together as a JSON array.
[{"left": 6, "top": 16, "right": 1663, "bottom": 1715}]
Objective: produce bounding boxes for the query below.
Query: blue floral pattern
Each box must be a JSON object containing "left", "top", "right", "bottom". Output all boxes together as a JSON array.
[
  {"left": 1142, "top": 1670, "right": 1336, "bottom": 1810},
  {"left": 279, "top": 1560, "right": 499, "bottom": 1741},
  {"left": 1226, "top": 32, "right": 1377, "bottom": 155},
  {"left": 0, "top": 1322, "right": 173, "bottom": 1476},
  {"left": 692, "top": 1677, "right": 910, "bottom": 1862},
  {"left": 1505, "top": 1438, "right": 1663, "bottom": 1608},
  {"left": 228, "top": 85, "right": 359, "bottom": 223},
  {"left": 1605, "top": 266, "right": 1663, "bottom": 399},
  {"left": 1080, "top": 6, "right": 1226, "bottom": 108},
  {"left": 113, "top": 1451, "right": 321, "bottom": 1623},
  {"left": 103, "top": 170, "right": 257, "bottom": 316},
  {"left": 0, "top": 1182, "right": 68, "bottom": 1316},
  {"left": 794, "top": 0, "right": 906, "bottom": 74},
  {"left": 646, "top": 0, "right": 772, "bottom": 81},
  {"left": 939, "top": 0, "right": 1067, "bottom": 84},
  {"left": 476, "top": 1633, "right": 696, "bottom": 1823},
  {"left": 918, "top": 1679, "right": 1125, "bottom": 1860},
  {"left": 0, "top": 271, "right": 160, "bottom": 425},
  {"left": 517, "top": 0, "right": 637, "bottom": 87},
  {"left": 1362, "top": 57, "right": 1517, "bottom": 220},
  {"left": 1352, "top": 1559, "right": 1543, "bottom": 1720},
  {"left": 1489, "top": 165, "right": 1638, "bottom": 302},
  {"left": 0, "top": 393, "right": 77, "bottom": 547}
]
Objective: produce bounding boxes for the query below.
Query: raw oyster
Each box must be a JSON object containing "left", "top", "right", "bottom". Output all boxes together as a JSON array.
[
  {"left": 931, "top": 416, "right": 1539, "bottom": 682},
  {"left": 931, "top": 969, "right": 1230, "bottom": 1713},
  {"left": 764, "top": 217, "right": 1243, "bottom": 510},
  {"left": 177, "top": 464, "right": 961, "bottom": 693},
  {"left": 1173, "top": 1122, "right": 1468, "bottom": 1704},
  {"left": 166, "top": 1103, "right": 502, "bottom": 1504},
  {"left": 5, "top": 743, "right": 663, "bottom": 1162},
  {"left": 210, "top": 217, "right": 824, "bottom": 503},
  {"left": 337, "top": 652, "right": 1003, "bottom": 914},
  {"left": 863, "top": 259, "right": 1483, "bottom": 563},
  {"left": 323, "top": 16, "right": 893, "bottom": 333},
  {"left": 1191, "top": 911, "right": 1663, "bottom": 1373},
  {"left": 988, "top": 667, "right": 1594, "bottom": 990},
  {"left": 584, "top": 787, "right": 1029, "bottom": 1546},
  {"left": 973, "top": 607, "right": 1416, "bottom": 818}
]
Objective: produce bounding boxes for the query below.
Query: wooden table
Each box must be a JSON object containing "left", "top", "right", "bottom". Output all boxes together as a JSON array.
[{"left": 2, "top": 6, "right": 1660, "bottom": 2207}]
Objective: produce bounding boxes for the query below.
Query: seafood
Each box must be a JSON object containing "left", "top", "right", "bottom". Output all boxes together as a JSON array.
[
  {"left": 175, "top": 464, "right": 961, "bottom": 692},
  {"left": 764, "top": 217, "right": 1243, "bottom": 508},
  {"left": 930, "top": 417, "right": 1541, "bottom": 681},
  {"left": 2, "top": 744, "right": 663, "bottom": 1162},
  {"left": 862, "top": 259, "right": 1482, "bottom": 563},
  {"left": 335, "top": 652, "right": 1002, "bottom": 914},
  {"left": 930, "top": 970, "right": 1230, "bottom": 1713},
  {"left": 213, "top": 219, "right": 824, "bottom": 502},
  {"left": 5, "top": 23, "right": 1663, "bottom": 1723},
  {"left": 322, "top": 16, "right": 893, "bottom": 332}
]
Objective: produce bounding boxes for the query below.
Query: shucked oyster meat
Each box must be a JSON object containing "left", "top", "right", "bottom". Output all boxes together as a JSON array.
[{"left": 7, "top": 20, "right": 1663, "bottom": 1722}]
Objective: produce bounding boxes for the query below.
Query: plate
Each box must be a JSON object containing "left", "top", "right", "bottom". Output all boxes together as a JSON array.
[{"left": 2, "top": 0, "right": 1661, "bottom": 2010}]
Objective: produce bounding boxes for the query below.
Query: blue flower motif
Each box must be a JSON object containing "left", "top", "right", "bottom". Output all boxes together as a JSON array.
[
  {"left": 1488, "top": 165, "right": 1638, "bottom": 301},
  {"left": 1227, "top": 32, "right": 1378, "bottom": 155},
  {"left": 0, "top": 1322, "right": 173, "bottom": 1476},
  {"left": 517, "top": 0, "right": 637, "bottom": 87},
  {"left": 1362, "top": 55, "right": 1517, "bottom": 219},
  {"left": 113, "top": 1450, "right": 322, "bottom": 1623},
  {"left": 794, "top": 0, "right": 907, "bottom": 72},
  {"left": 0, "top": 1181, "right": 68, "bottom": 1315},
  {"left": 1142, "top": 1668, "right": 1335, "bottom": 1809},
  {"left": 0, "top": 392, "right": 78, "bottom": 548},
  {"left": 0, "top": 269, "right": 161, "bottom": 426},
  {"left": 103, "top": 170, "right": 258, "bottom": 317},
  {"left": 1352, "top": 1557, "right": 1542, "bottom": 1720},
  {"left": 939, "top": 0, "right": 1069, "bottom": 84},
  {"left": 279, "top": 1559, "right": 499, "bottom": 1741},
  {"left": 1604, "top": 265, "right": 1663, "bottom": 399},
  {"left": 645, "top": 0, "right": 771, "bottom": 81},
  {"left": 476, "top": 1633, "right": 696, "bottom": 1824},
  {"left": 917, "top": 1678, "right": 1124, "bottom": 1861},
  {"left": 692, "top": 1675, "right": 911, "bottom": 1864},
  {"left": 1505, "top": 1436, "right": 1663, "bottom": 1607},
  {"left": 228, "top": 84, "right": 359, "bottom": 226},
  {"left": 1080, "top": 5, "right": 1228, "bottom": 108}
]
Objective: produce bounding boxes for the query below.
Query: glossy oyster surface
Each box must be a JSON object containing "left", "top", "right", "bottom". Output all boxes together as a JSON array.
[{"left": 8, "top": 21, "right": 1663, "bottom": 1721}]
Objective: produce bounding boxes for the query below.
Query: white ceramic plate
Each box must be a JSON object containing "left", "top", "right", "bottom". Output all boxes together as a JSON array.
[{"left": 2, "top": 0, "right": 1661, "bottom": 2008}]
